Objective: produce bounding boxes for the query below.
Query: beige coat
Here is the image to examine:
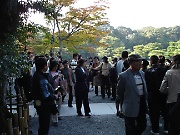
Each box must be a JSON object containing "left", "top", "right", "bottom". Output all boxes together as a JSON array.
[
  {"left": 94, "top": 62, "right": 111, "bottom": 76},
  {"left": 160, "top": 68, "right": 180, "bottom": 103}
]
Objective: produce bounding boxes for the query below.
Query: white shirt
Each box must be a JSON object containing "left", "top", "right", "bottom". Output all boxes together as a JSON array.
[
  {"left": 116, "top": 60, "right": 124, "bottom": 75},
  {"left": 134, "top": 74, "right": 144, "bottom": 96}
]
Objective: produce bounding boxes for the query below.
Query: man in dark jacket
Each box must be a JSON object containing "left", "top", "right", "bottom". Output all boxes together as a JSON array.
[
  {"left": 145, "top": 55, "right": 168, "bottom": 134},
  {"left": 32, "top": 57, "right": 59, "bottom": 135}
]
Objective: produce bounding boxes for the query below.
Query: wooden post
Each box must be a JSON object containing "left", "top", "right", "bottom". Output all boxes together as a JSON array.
[
  {"left": 23, "top": 109, "right": 28, "bottom": 135},
  {"left": 20, "top": 117, "right": 25, "bottom": 135},
  {"left": 7, "top": 118, "right": 13, "bottom": 135},
  {"left": 13, "top": 113, "right": 19, "bottom": 127},
  {"left": 13, "top": 127, "right": 20, "bottom": 135},
  {"left": 18, "top": 107, "right": 23, "bottom": 118}
]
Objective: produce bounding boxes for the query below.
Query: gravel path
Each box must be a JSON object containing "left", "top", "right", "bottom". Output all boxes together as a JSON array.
[{"left": 30, "top": 89, "right": 166, "bottom": 135}]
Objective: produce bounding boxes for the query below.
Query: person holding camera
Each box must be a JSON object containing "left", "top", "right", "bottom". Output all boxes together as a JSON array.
[
  {"left": 49, "top": 60, "right": 63, "bottom": 126},
  {"left": 32, "top": 57, "right": 60, "bottom": 135}
]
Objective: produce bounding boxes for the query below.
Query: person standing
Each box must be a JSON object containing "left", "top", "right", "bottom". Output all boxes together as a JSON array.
[
  {"left": 145, "top": 55, "right": 168, "bottom": 134},
  {"left": 61, "top": 60, "right": 75, "bottom": 107},
  {"left": 109, "top": 58, "right": 118, "bottom": 100},
  {"left": 92, "top": 56, "right": 101, "bottom": 96},
  {"left": 117, "top": 54, "right": 147, "bottom": 135},
  {"left": 160, "top": 54, "right": 180, "bottom": 135},
  {"left": 75, "top": 59, "right": 91, "bottom": 117},
  {"left": 70, "top": 53, "right": 79, "bottom": 72},
  {"left": 32, "top": 57, "right": 59, "bottom": 135},
  {"left": 93, "top": 56, "right": 111, "bottom": 99},
  {"left": 116, "top": 51, "right": 129, "bottom": 75},
  {"left": 49, "top": 60, "right": 63, "bottom": 126}
]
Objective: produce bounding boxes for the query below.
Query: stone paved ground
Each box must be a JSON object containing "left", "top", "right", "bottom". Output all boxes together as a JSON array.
[{"left": 30, "top": 88, "right": 166, "bottom": 135}]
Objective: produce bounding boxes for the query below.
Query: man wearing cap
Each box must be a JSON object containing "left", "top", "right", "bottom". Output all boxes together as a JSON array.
[{"left": 117, "top": 54, "right": 147, "bottom": 135}]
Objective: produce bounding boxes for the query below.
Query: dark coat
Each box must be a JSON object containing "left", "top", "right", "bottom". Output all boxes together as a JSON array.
[{"left": 75, "top": 67, "right": 88, "bottom": 93}]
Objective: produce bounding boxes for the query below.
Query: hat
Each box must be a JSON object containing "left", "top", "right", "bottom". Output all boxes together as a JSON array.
[
  {"left": 128, "top": 54, "right": 143, "bottom": 62},
  {"left": 102, "top": 56, "right": 108, "bottom": 60},
  {"left": 62, "top": 60, "right": 68, "bottom": 65}
]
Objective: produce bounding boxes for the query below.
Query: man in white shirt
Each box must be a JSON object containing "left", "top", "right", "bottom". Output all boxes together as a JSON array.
[{"left": 116, "top": 51, "right": 129, "bottom": 75}]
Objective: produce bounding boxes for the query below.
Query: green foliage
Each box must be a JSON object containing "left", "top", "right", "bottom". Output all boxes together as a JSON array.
[{"left": 0, "top": 35, "right": 29, "bottom": 82}]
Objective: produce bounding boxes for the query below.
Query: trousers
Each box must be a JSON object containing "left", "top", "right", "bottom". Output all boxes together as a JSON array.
[{"left": 124, "top": 96, "right": 147, "bottom": 135}]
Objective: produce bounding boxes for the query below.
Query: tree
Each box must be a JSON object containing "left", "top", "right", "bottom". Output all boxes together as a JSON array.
[
  {"left": 41, "top": 0, "right": 109, "bottom": 55},
  {"left": 0, "top": 0, "right": 47, "bottom": 133}
]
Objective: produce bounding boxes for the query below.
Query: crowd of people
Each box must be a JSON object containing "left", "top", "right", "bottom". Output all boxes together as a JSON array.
[{"left": 21, "top": 51, "right": 180, "bottom": 135}]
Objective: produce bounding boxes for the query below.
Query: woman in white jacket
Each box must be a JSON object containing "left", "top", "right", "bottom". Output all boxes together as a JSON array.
[{"left": 160, "top": 54, "right": 180, "bottom": 135}]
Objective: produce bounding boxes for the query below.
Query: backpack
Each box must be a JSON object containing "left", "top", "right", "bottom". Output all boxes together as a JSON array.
[
  {"left": 109, "top": 63, "right": 118, "bottom": 83},
  {"left": 145, "top": 67, "right": 162, "bottom": 95}
]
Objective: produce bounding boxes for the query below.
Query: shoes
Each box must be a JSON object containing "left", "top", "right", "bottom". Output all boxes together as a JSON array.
[
  {"left": 151, "top": 130, "right": 159, "bottom": 135},
  {"left": 96, "top": 94, "right": 98, "bottom": 96},
  {"left": 68, "top": 104, "right": 73, "bottom": 107},
  {"left": 102, "top": 97, "right": 105, "bottom": 99},
  {"left": 85, "top": 113, "right": 91, "bottom": 118},
  {"left": 77, "top": 113, "right": 83, "bottom": 116},
  {"left": 119, "top": 112, "right": 124, "bottom": 118}
]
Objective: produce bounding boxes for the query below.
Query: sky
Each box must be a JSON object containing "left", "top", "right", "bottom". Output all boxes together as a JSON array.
[{"left": 29, "top": 0, "right": 180, "bottom": 30}]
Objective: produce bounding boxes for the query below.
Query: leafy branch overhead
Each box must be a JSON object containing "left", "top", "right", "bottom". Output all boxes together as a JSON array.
[{"left": 39, "top": 0, "right": 109, "bottom": 54}]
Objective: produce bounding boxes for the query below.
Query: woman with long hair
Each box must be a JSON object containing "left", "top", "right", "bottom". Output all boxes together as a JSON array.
[
  {"left": 75, "top": 59, "right": 91, "bottom": 117},
  {"left": 160, "top": 54, "right": 180, "bottom": 135}
]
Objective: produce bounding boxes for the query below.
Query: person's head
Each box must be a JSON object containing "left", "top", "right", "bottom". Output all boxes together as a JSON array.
[
  {"left": 172, "top": 54, "right": 180, "bottom": 69},
  {"left": 94, "top": 56, "right": 99, "bottom": 62},
  {"left": 49, "top": 61, "right": 59, "bottom": 71},
  {"left": 45, "top": 54, "right": 49, "bottom": 60},
  {"left": 89, "top": 57, "right": 93, "bottom": 62},
  {"left": 159, "top": 55, "right": 165, "bottom": 64},
  {"left": 77, "top": 59, "right": 86, "bottom": 68},
  {"left": 122, "top": 51, "right": 128, "bottom": 59},
  {"left": 73, "top": 53, "right": 79, "bottom": 60},
  {"left": 49, "top": 57, "right": 55, "bottom": 65},
  {"left": 112, "top": 58, "right": 118, "bottom": 64},
  {"left": 102, "top": 56, "right": 108, "bottom": 63},
  {"left": 58, "top": 61, "right": 63, "bottom": 69},
  {"left": 128, "top": 54, "right": 142, "bottom": 72},
  {"left": 62, "top": 60, "right": 69, "bottom": 68},
  {"left": 78, "top": 55, "right": 82, "bottom": 60},
  {"left": 35, "top": 57, "right": 48, "bottom": 72},
  {"left": 142, "top": 59, "right": 149, "bottom": 69},
  {"left": 150, "top": 55, "right": 159, "bottom": 65}
]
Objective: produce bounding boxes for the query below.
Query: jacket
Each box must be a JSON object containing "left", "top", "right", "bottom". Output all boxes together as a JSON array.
[
  {"left": 117, "top": 68, "right": 147, "bottom": 117},
  {"left": 32, "top": 71, "right": 56, "bottom": 108},
  {"left": 160, "top": 68, "right": 180, "bottom": 103},
  {"left": 75, "top": 67, "right": 88, "bottom": 92},
  {"left": 94, "top": 62, "right": 111, "bottom": 76}
]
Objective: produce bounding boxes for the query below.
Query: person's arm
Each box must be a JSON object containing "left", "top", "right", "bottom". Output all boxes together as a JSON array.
[
  {"left": 116, "top": 74, "right": 125, "bottom": 103},
  {"left": 93, "top": 63, "right": 102, "bottom": 70},
  {"left": 159, "top": 72, "right": 169, "bottom": 94},
  {"left": 39, "top": 79, "right": 57, "bottom": 101}
]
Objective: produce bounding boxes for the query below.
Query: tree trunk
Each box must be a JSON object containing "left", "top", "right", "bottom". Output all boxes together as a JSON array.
[
  {"left": 0, "top": 0, "right": 18, "bottom": 38},
  {"left": 0, "top": 76, "right": 8, "bottom": 134},
  {"left": 0, "top": 0, "right": 18, "bottom": 133}
]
